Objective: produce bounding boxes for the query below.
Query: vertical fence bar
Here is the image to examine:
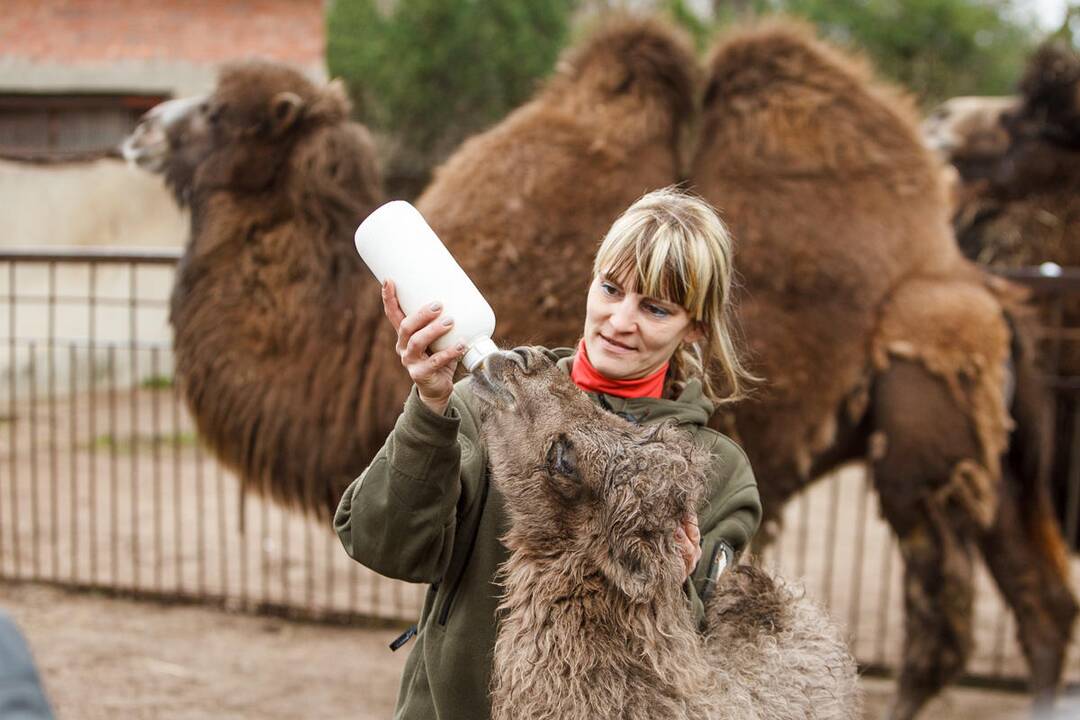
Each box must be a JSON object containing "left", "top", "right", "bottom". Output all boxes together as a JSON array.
[
  {"left": 129, "top": 262, "right": 141, "bottom": 590},
  {"left": 847, "top": 470, "right": 871, "bottom": 646},
  {"left": 28, "top": 341, "right": 40, "bottom": 581},
  {"left": 280, "top": 499, "right": 290, "bottom": 605},
  {"left": 88, "top": 263, "right": 98, "bottom": 585},
  {"left": 305, "top": 513, "right": 314, "bottom": 613},
  {"left": 195, "top": 439, "right": 206, "bottom": 596},
  {"left": 239, "top": 488, "right": 249, "bottom": 610},
  {"left": 7, "top": 263, "right": 20, "bottom": 578},
  {"left": 172, "top": 382, "right": 183, "bottom": 593},
  {"left": 151, "top": 347, "right": 163, "bottom": 593},
  {"left": 821, "top": 473, "right": 843, "bottom": 611},
  {"left": 108, "top": 346, "right": 119, "bottom": 585},
  {"left": 325, "top": 514, "right": 335, "bottom": 613},
  {"left": 876, "top": 534, "right": 897, "bottom": 665},
  {"left": 69, "top": 343, "right": 78, "bottom": 584},
  {"left": 1066, "top": 400, "right": 1080, "bottom": 548},
  {"left": 48, "top": 262, "right": 59, "bottom": 580},
  {"left": 795, "top": 489, "right": 811, "bottom": 579},
  {"left": 216, "top": 461, "right": 228, "bottom": 598},
  {"left": 261, "top": 490, "right": 270, "bottom": 606}
]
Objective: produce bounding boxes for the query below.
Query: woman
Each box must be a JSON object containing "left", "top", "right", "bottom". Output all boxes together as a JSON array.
[{"left": 334, "top": 187, "right": 761, "bottom": 719}]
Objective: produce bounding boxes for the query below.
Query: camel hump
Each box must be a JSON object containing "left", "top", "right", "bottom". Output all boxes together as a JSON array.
[
  {"left": 700, "top": 17, "right": 927, "bottom": 176},
  {"left": 545, "top": 15, "right": 698, "bottom": 119}
]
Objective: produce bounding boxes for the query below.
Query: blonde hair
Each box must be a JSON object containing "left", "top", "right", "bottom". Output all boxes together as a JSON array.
[{"left": 592, "top": 186, "right": 757, "bottom": 405}]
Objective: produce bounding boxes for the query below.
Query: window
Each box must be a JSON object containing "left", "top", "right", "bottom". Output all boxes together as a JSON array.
[{"left": 0, "top": 93, "right": 166, "bottom": 159}]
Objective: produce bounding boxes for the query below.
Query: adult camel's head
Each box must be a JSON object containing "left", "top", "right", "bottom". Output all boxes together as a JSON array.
[
  {"left": 121, "top": 60, "right": 386, "bottom": 515},
  {"left": 473, "top": 348, "right": 704, "bottom": 602},
  {"left": 123, "top": 61, "right": 378, "bottom": 215}
]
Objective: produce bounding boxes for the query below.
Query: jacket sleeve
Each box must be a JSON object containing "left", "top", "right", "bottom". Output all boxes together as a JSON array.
[
  {"left": 688, "top": 432, "right": 762, "bottom": 611},
  {"left": 333, "top": 383, "right": 485, "bottom": 584}
]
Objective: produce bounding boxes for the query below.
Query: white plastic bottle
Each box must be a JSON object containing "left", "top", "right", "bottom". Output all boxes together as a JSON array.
[{"left": 354, "top": 200, "right": 498, "bottom": 371}]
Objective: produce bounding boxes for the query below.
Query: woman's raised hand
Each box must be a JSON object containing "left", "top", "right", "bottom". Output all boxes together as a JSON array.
[{"left": 382, "top": 280, "right": 465, "bottom": 415}]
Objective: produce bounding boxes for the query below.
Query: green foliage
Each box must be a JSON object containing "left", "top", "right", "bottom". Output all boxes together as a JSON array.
[
  {"left": 327, "top": 0, "right": 576, "bottom": 191},
  {"left": 328, "top": 0, "right": 1050, "bottom": 191},
  {"left": 763, "top": 0, "right": 1039, "bottom": 104}
]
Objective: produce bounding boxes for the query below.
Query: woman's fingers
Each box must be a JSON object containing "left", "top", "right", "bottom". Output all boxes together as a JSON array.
[
  {"left": 395, "top": 300, "right": 446, "bottom": 357},
  {"left": 676, "top": 514, "right": 702, "bottom": 580},
  {"left": 402, "top": 314, "right": 455, "bottom": 365},
  {"left": 381, "top": 280, "right": 406, "bottom": 331},
  {"left": 411, "top": 345, "right": 465, "bottom": 381}
]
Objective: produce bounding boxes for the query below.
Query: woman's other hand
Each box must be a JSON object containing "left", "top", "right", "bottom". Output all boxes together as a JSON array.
[
  {"left": 382, "top": 280, "right": 464, "bottom": 415},
  {"left": 675, "top": 513, "right": 702, "bottom": 581}
]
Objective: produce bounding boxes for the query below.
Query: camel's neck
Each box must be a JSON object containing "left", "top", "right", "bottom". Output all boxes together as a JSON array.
[{"left": 492, "top": 552, "right": 711, "bottom": 720}]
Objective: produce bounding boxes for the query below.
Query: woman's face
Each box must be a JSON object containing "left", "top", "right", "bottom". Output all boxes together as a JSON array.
[{"left": 583, "top": 272, "right": 702, "bottom": 380}]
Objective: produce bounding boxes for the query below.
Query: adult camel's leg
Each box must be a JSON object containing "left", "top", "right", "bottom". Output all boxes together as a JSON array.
[
  {"left": 871, "top": 359, "right": 982, "bottom": 720},
  {"left": 976, "top": 338, "right": 1077, "bottom": 714}
]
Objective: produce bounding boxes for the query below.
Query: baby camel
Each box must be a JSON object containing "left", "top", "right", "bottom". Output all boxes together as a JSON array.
[{"left": 472, "top": 347, "right": 860, "bottom": 720}]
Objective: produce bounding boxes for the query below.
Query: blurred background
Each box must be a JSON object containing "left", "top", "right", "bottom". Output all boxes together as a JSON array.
[{"left": 1, "top": 1, "right": 1078, "bottom": 719}]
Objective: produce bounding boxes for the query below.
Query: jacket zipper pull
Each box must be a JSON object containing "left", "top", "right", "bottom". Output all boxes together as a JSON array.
[{"left": 389, "top": 624, "right": 418, "bottom": 651}]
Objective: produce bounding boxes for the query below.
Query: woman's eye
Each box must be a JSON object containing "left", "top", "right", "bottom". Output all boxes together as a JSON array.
[
  {"left": 600, "top": 282, "right": 619, "bottom": 297},
  {"left": 644, "top": 303, "right": 670, "bottom": 318}
]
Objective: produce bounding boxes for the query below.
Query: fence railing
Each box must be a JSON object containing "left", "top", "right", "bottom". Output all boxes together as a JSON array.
[{"left": 1, "top": 248, "right": 1078, "bottom": 689}]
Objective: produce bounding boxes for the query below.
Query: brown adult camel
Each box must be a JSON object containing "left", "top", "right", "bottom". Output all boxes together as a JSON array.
[
  {"left": 689, "top": 21, "right": 1076, "bottom": 719},
  {"left": 123, "top": 60, "right": 393, "bottom": 512}
]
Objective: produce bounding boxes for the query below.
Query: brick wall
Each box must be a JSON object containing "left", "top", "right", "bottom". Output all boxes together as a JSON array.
[{"left": 0, "top": 0, "right": 325, "bottom": 69}]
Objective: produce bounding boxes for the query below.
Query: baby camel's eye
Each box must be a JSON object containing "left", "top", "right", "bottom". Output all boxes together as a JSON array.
[{"left": 546, "top": 434, "right": 578, "bottom": 478}]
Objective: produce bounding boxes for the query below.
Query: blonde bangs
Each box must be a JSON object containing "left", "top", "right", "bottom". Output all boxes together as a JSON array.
[{"left": 594, "top": 213, "right": 713, "bottom": 320}]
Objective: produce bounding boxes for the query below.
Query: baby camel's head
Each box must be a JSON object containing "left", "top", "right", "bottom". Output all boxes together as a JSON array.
[{"left": 472, "top": 347, "right": 706, "bottom": 601}]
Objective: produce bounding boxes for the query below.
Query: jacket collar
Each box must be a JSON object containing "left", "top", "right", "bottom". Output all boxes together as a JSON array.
[{"left": 551, "top": 347, "right": 713, "bottom": 427}]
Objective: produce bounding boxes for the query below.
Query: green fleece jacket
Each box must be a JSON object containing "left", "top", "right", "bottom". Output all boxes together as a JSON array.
[{"left": 334, "top": 347, "right": 761, "bottom": 720}]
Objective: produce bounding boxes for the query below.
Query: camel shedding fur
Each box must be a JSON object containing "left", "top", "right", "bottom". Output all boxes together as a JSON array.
[
  {"left": 123, "top": 60, "right": 390, "bottom": 513},
  {"left": 474, "top": 348, "right": 860, "bottom": 720}
]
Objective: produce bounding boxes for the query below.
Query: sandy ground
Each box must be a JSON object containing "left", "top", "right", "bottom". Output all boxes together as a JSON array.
[{"left": 4, "top": 581, "right": 1073, "bottom": 720}]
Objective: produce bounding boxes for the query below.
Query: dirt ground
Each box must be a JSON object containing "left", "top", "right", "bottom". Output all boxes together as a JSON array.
[{"left": 3, "top": 581, "right": 1067, "bottom": 720}]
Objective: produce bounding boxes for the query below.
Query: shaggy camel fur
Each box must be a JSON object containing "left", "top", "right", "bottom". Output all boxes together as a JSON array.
[
  {"left": 472, "top": 348, "right": 860, "bottom": 720},
  {"left": 123, "top": 61, "right": 390, "bottom": 512},
  {"left": 690, "top": 20, "right": 1076, "bottom": 720}
]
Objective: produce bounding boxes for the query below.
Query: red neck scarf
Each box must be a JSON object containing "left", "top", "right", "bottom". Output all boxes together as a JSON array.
[{"left": 570, "top": 339, "right": 668, "bottom": 399}]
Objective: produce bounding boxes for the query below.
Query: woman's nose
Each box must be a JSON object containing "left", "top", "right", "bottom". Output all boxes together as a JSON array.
[{"left": 609, "top": 298, "right": 638, "bottom": 332}]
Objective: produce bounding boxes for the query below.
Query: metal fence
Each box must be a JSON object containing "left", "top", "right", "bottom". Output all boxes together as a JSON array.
[{"left": 1, "top": 248, "right": 1078, "bottom": 689}]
